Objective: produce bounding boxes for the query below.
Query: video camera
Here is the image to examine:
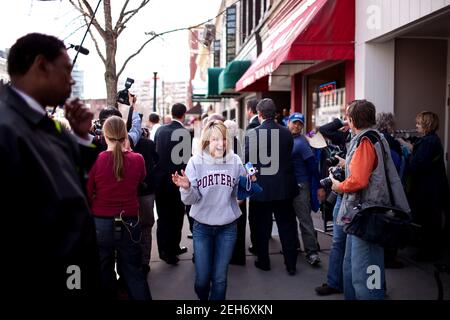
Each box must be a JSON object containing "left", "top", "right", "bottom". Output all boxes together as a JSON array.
[
  {"left": 117, "top": 77, "right": 135, "bottom": 105},
  {"left": 319, "top": 166, "right": 345, "bottom": 189}
]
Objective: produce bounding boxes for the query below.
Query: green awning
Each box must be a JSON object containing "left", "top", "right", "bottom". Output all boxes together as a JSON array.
[
  {"left": 207, "top": 68, "right": 223, "bottom": 98},
  {"left": 218, "top": 60, "right": 251, "bottom": 94},
  {"left": 192, "top": 94, "right": 221, "bottom": 103}
]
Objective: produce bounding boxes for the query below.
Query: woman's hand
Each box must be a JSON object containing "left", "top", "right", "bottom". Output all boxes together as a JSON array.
[
  {"left": 397, "top": 138, "right": 413, "bottom": 152},
  {"left": 330, "top": 174, "right": 342, "bottom": 194},
  {"left": 335, "top": 155, "right": 346, "bottom": 168},
  {"left": 172, "top": 170, "right": 190, "bottom": 189}
]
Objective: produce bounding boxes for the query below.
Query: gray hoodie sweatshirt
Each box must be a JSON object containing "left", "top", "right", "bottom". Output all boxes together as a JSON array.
[{"left": 180, "top": 150, "right": 246, "bottom": 226}]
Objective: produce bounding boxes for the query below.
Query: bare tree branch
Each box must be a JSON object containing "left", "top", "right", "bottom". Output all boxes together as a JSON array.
[
  {"left": 117, "top": 34, "right": 157, "bottom": 79},
  {"left": 63, "top": 13, "right": 85, "bottom": 30},
  {"left": 79, "top": 10, "right": 106, "bottom": 64},
  {"left": 113, "top": 0, "right": 130, "bottom": 33},
  {"left": 68, "top": 0, "right": 106, "bottom": 38},
  {"left": 88, "top": 28, "right": 106, "bottom": 64},
  {"left": 115, "top": 0, "right": 150, "bottom": 36},
  {"left": 63, "top": 21, "right": 88, "bottom": 41}
]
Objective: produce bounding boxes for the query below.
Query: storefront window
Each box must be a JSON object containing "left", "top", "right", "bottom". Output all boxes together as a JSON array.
[
  {"left": 312, "top": 82, "right": 346, "bottom": 127},
  {"left": 306, "top": 62, "right": 346, "bottom": 131}
]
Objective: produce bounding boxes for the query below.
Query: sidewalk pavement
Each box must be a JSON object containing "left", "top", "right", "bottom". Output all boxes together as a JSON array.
[{"left": 147, "top": 214, "right": 450, "bottom": 300}]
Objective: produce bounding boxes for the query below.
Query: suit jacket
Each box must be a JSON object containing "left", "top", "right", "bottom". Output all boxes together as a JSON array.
[
  {"left": 134, "top": 137, "right": 159, "bottom": 195},
  {"left": 0, "top": 86, "right": 100, "bottom": 298},
  {"left": 245, "top": 119, "right": 298, "bottom": 201},
  {"left": 153, "top": 120, "right": 191, "bottom": 192},
  {"left": 246, "top": 116, "right": 260, "bottom": 131}
]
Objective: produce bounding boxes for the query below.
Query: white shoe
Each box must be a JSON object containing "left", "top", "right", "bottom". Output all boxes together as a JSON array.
[{"left": 306, "top": 253, "right": 321, "bottom": 266}]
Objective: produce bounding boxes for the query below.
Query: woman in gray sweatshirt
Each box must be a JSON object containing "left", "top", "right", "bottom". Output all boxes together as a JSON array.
[{"left": 172, "top": 120, "right": 247, "bottom": 300}]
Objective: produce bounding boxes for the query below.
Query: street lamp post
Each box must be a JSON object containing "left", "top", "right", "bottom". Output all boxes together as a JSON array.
[{"left": 153, "top": 72, "right": 158, "bottom": 112}]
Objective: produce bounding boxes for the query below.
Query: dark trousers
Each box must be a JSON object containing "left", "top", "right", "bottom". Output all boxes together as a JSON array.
[
  {"left": 155, "top": 184, "right": 185, "bottom": 259},
  {"left": 94, "top": 217, "right": 151, "bottom": 300},
  {"left": 249, "top": 200, "right": 264, "bottom": 250},
  {"left": 230, "top": 201, "right": 247, "bottom": 264},
  {"left": 252, "top": 199, "right": 298, "bottom": 269}
]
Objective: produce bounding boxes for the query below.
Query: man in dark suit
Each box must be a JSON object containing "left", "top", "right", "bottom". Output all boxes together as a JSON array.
[
  {"left": 244, "top": 99, "right": 260, "bottom": 255},
  {"left": 0, "top": 33, "right": 100, "bottom": 298},
  {"left": 245, "top": 98, "right": 299, "bottom": 275},
  {"left": 246, "top": 98, "right": 260, "bottom": 130},
  {"left": 154, "top": 103, "right": 191, "bottom": 264}
]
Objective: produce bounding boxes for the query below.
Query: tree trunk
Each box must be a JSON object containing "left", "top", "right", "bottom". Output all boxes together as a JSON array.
[
  {"left": 105, "top": 70, "right": 117, "bottom": 107},
  {"left": 103, "top": 0, "right": 117, "bottom": 107},
  {"left": 104, "top": 38, "right": 117, "bottom": 107}
]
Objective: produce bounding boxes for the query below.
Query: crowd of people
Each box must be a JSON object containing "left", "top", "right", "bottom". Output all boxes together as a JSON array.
[{"left": 1, "top": 33, "right": 448, "bottom": 301}]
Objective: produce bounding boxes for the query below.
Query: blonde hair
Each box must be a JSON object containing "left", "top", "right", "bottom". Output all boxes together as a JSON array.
[
  {"left": 200, "top": 120, "right": 231, "bottom": 154},
  {"left": 416, "top": 111, "right": 439, "bottom": 134},
  {"left": 103, "top": 115, "right": 127, "bottom": 181}
]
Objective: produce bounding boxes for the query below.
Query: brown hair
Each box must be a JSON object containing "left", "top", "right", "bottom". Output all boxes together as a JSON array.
[
  {"left": 416, "top": 111, "right": 439, "bottom": 134},
  {"left": 200, "top": 120, "right": 230, "bottom": 154},
  {"left": 376, "top": 112, "right": 395, "bottom": 134},
  {"left": 103, "top": 116, "right": 127, "bottom": 181},
  {"left": 347, "top": 100, "right": 376, "bottom": 130}
]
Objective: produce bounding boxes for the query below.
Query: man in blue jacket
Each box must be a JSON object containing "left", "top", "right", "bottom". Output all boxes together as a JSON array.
[{"left": 288, "top": 113, "right": 321, "bottom": 266}]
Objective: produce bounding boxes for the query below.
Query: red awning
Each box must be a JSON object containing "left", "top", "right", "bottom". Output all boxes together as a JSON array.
[{"left": 236, "top": 0, "right": 355, "bottom": 92}]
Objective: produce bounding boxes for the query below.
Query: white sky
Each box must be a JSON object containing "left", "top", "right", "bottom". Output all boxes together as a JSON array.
[{"left": 0, "top": 0, "right": 222, "bottom": 99}]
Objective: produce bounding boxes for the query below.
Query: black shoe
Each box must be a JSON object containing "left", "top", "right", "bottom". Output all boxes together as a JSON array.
[
  {"left": 160, "top": 255, "right": 179, "bottom": 265},
  {"left": 176, "top": 247, "right": 188, "bottom": 255},
  {"left": 315, "top": 283, "right": 341, "bottom": 296},
  {"left": 254, "top": 260, "right": 270, "bottom": 271},
  {"left": 286, "top": 267, "right": 296, "bottom": 276},
  {"left": 229, "top": 259, "right": 246, "bottom": 266},
  {"left": 248, "top": 245, "right": 257, "bottom": 255}
]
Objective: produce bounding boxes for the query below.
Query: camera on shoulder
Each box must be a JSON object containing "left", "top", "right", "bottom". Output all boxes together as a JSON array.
[{"left": 116, "top": 77, "right": 135, "bottom": 105}]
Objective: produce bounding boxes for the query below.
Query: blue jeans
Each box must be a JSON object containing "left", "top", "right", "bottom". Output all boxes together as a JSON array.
[
  {"left": 326, "top": 194, "right": 346, "bottom": 291},
  {"left": 193, "top": 220, "right": 237, "bottom": 300},
  {"left": 94, "top": 217, "right": 151, "bottom": 300},
  {"left": 343, "top": 234, "right": 385, "bottom": 300}
]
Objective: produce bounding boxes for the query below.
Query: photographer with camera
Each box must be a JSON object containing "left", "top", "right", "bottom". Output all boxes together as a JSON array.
[
  {"left": 315, "top": 110, "right": 350, "bottom": 296},
  {"left": 81, "top": 90, "right": 142, "bottom": 172},
  {"left": 328, "top": 100, "right": 409, "bottom": 300}
]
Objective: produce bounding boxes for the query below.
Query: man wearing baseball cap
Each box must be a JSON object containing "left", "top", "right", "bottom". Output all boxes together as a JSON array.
[{"left": 288, "top": 113, "right": 321, "bottom": 266}]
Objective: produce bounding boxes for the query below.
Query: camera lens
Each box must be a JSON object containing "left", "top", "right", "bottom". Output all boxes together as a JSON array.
[{"left": 319, "top": 177, "right": 332, "bottom": 189}]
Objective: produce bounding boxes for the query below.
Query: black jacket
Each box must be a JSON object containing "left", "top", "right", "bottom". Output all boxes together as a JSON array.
[
  {"left": 0, "top": 86, "right": 100, "bottom": 298},
  {"left": 408, "top": 133, "right": 449, "bottom": 217},
  {"left": 153, "top": 120, "right": 191, "bottom": 191},
  {"left": 318, "top": 118, "right": 350, "bottom": 149},
  {"left": 134, "top": 137, "right": 159, "bottom": 195},
  {"left": 245, "top": 119, "right": 298, "bottom": 201}
]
